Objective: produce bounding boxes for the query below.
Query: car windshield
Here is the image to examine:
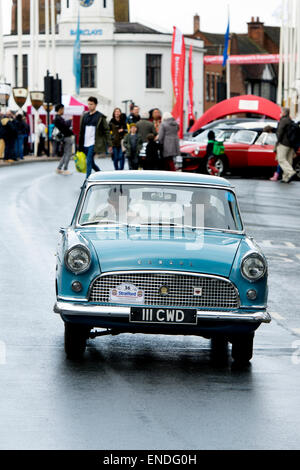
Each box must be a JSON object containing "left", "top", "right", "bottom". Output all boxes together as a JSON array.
[
  {"left": 78, "top": 184, "right": 243, "bottom": 231},
  {"left": 254, "top": 132, "right": 277, "bottom": 146},
  {"left": 192, "top": 129, "right": 225, "bottom": 143},
  {"left": 230, "top": 130, "right": 258, "bottom": 144}
]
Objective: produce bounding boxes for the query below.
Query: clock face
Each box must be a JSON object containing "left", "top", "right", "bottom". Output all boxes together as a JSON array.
[{"left": 80, "top": 0, "right": 95, "bottom": 7}]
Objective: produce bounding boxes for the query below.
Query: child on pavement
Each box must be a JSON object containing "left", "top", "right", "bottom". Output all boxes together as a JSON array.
[
  {"left": 206, "top": 130, "right": 220, "bottom": 176},
  {"left": 123, "top": 123, "right": 143, "bottom": 170}
]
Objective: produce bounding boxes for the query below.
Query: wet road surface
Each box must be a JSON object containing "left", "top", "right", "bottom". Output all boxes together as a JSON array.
[{"left": 0, "top": 160, "right": 300, "bottom": 450}]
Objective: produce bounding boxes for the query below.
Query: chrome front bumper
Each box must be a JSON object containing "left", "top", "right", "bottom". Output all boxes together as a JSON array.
[{"left": 54, "top": 301, "right": 271, "bottom": 324}]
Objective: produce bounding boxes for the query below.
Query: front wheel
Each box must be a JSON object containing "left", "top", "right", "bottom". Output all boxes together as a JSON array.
[
  {"left": 206, "top": 155, "right": 228, "bottom": 177},
  {"left": 211, "top": 336, "right": 229, "bottom": 362},
  {"left": 231, "top": 333, "right": 254, "bottom": 364},
  {"left": 64, "top": 323, "right": 90, "bottom": 359}
]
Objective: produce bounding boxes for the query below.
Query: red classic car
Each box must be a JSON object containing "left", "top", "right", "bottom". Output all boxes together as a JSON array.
[{"left": 179, "top": 129, "right": 300, "bottom": 178}]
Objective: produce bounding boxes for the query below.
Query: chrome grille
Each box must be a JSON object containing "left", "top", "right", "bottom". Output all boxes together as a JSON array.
[{"left": 89, "top": 272, "right": 239, "bottom": 309}]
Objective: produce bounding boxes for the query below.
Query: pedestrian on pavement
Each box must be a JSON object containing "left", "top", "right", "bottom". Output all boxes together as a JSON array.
[
  {"left": 263, "top": 125, "right": 283, "bottom": 181},
  {"left": 79, "top": 96, "right": 112, "bottom": 179},
  {"left": 127, "top": 105, "right": 141, "bottom": 126},
  {"left": 0, "top": 115, "right": 5, "bottom": 158},
  {"left": 15, "top": 114, "right": 27, "bottom": 160},
  {"left": 136, "top": 112, "right": 157, "bottom": 143},
  {"left": 276, "top": 107, "right": 297, "bottom": 184},
  {"left": 206, "top": 130, "right": 220, "bottom": 176},
  {"left": 150, "top": 108, "right": 162, "bottom": 135},
  {"left": 53, "top": 104, "right": 74, "bottom": 175},
  {"left": 37, "top": 119, "right": 47, "bottom": 156},
  {"left": 123, "top": 123, "right": 143, "bottom": 170},
  {"left": 158, "top": 112, "right": 180, "bottom": 171},
  {"left": 109, "top": 107, "right": 127, "bottom": 170},
  {"left": 2, "top": 113, "right": 18, "bottom": 162},
  {"left": 145, "top": 133, "right": 161, "bottom": 170}
]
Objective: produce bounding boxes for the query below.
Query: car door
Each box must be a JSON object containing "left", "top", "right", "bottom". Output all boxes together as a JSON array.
[{"left": 247, "top": 133, "right": 277, "bottom": 167}]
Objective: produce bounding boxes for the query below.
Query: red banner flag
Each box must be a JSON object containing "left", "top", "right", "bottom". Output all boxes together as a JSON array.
[
  {"left": 171, "top": 27, "right": 186, "bottom": 139},
  {"left": 188, "top": 45, "right": 195, "bottom": 126}
]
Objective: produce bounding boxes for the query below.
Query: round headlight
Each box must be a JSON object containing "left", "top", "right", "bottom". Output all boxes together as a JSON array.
[
  {"left": 65, "top": 245, "right": 91, "bottom": 274},
  {"left": 241, "top": 253, "right": 267, "bottom": 282}
]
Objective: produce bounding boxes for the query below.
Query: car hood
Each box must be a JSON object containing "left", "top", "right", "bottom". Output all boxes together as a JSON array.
[{"left": 79, "top": 228, "right": 242, "bottom": 278}]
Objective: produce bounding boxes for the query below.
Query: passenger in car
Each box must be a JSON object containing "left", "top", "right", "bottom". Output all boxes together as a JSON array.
[{"left": 190, "top": 191, "right": 226, "bottom": 229}]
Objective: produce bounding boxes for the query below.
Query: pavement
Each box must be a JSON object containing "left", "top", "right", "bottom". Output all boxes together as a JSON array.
[{"left": 0, "top": 155, "right": 60, "bottom": 166}]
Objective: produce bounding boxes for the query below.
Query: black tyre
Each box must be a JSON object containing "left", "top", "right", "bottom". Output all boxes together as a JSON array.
[
  {"left": 211, "top": 336, "right": 229, "bottom": 362},
  {"left": 231, "top": 333, "right": 254, "bottom": 364},
  {"left": 293, "top": 156, "right": 300, "bottom": 180},
  {"left": 64, "top": 323, "right": 89, "bottom": 359},
  {"left": 206, "top": 155, "right": 228, "bottom": 177}
]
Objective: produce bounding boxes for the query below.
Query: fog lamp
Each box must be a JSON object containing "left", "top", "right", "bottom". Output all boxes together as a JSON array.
[
  {"left": 247, "top": 289, "right": 257, "bottom": 300},
  {"left": 72, "top": 281, "right": 83, "bottom": 293}
]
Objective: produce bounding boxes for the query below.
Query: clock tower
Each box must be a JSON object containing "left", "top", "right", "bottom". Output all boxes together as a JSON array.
[{"left": 58, "top": 0, "right": 115, "bottom": 37}]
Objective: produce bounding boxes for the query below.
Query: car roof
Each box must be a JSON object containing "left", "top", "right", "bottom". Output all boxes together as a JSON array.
[
  {"left": 202, "top": 118, "right": 277, "bottom": 128},
  {"left": 88, "top": 171, "right": 233, "bottom": 188}
]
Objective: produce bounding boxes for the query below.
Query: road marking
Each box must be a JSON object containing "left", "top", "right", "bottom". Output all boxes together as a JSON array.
[
  {"left": 296, "top": 254, "right": 300, "bottom": 261},
  {"left": 284, "top": 242, "right": 296, "bottom": 248},
  {"left": 261, "top": 240, "right": 297, "bottom": 249},
  {"left": 270, "top": 312, "right": 285, "bottom": 321},
  {"left": 292, "top": 329, "right": 300, "bottom": 336}
]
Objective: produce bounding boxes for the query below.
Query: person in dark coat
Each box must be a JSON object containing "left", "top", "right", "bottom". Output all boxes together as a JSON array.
[
  {"left": 127, "top": 105, "right": 141, "bottom": 125},
  {"left": 158, "top": 112, "right": 180, "bottom": 171},
  {"left": 205, "top": 130, "right": 219, "bottom": 176},
  {"left": 136, "top": 112, "right": 157, "bottom": 143},
  {"left": 276, "top": 107, "right": 296, "bottom": 183},
  {"left": 54, "top": 104, "right": 74, "bottom": 174},
  {"left": 123, "top": 123, "right": 143, "bottom": 170},
  {"left": 145, "top": 133, "right": 161, "bottom": 170},
  {"left": 2, "top": 114, "right": 18, "bottom": 161},
  {"left": 109, "top": 107, "right": 127, "bottom": 170}
]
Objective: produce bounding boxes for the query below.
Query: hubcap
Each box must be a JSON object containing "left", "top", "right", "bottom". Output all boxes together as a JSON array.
[{"left": 207, "top": 158, "right": 224, "bottom": 176}]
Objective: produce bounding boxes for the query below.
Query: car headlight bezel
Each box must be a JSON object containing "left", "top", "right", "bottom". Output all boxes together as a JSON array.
[
  {"left": 241, "top": 252, "right": 267, "bottom": 282},
  {"left": 64, "top": 244, "right": 91, "bottom": 274}
]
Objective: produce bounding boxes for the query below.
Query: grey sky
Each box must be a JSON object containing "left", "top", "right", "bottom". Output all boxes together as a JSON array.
[
  {"left": 2, "top": 0, "right": 282, "bottom": 35},
  {"left": 129, "top": 0, "right": 282, "bottom": 35}
]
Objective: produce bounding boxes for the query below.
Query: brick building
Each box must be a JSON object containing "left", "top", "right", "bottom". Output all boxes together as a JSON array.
[
  {"left": 190, "top": 15, "right": 280, "bottom": 112},
  {"left": 11, "top": 0, "right": 130, "bottom": 34}
]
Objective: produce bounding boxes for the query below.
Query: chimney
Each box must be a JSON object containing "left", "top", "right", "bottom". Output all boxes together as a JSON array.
[
  {"left": 247, "top": 16, "right": 265, "bottom": 48},
  {"left": 194, "top": 14, "right": 200, "bottom": 33}
]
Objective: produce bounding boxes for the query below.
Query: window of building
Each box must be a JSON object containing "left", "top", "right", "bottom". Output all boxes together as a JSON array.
[
  {"left": 206, "top": 73, "right": 210, "bottom": 101},
  {"left": 81, "top": 54, "right": 97, "bottom": 89},
  {"left": 146, "top": 54, "right": 162, "bottom": 89},
  {"left": 14, "top": 55, "right": 28, "bottom": 88},
  {"left": 210, "top": 74, "right": 216, "bottom": 102}
]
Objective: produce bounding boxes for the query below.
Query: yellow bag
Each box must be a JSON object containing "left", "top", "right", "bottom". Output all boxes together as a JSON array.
[{"left": 74, "top": 151, "right": 87, "bottom": 173}]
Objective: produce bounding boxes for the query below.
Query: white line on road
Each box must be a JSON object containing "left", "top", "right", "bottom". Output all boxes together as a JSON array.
[
  {"left": 261, "top": 240, "right": 297, "bottom": 249},
  {"left": 270, "top": 312, "right": 286, "bottom": 321},
  {"left": 296, "top": 254, "right": 300, "bottom": 261},
  {"left": 292, "top": 329, "right": 300, "bottom": 335}
]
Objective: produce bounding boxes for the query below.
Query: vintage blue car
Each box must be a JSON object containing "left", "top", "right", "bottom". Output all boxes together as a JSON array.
[{"left": 54, "top": 171, "right": 271, "bottom": 362}]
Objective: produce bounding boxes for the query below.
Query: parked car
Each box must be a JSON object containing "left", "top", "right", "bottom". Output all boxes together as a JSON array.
[
  {"left": 54, "top": 171, "right": 271, "bottom": 363},
  {"left": 179, "top": 129, "right": 300, "bottom": 177},
  {"left": 185, "top": 118, "right": 278, "bottom": 140}
]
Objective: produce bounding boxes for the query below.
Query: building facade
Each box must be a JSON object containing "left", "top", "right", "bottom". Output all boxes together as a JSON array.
[
  {"left": 190, "top": 15, "right": 279, "bottom": 112},
  {"left": 4, "top": 0, "right": 204, "bottom": 121}
]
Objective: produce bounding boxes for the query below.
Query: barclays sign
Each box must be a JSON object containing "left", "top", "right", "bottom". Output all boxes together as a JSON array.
[{"left": 70, "top": 29, "right": 103, "bottom": 36}]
